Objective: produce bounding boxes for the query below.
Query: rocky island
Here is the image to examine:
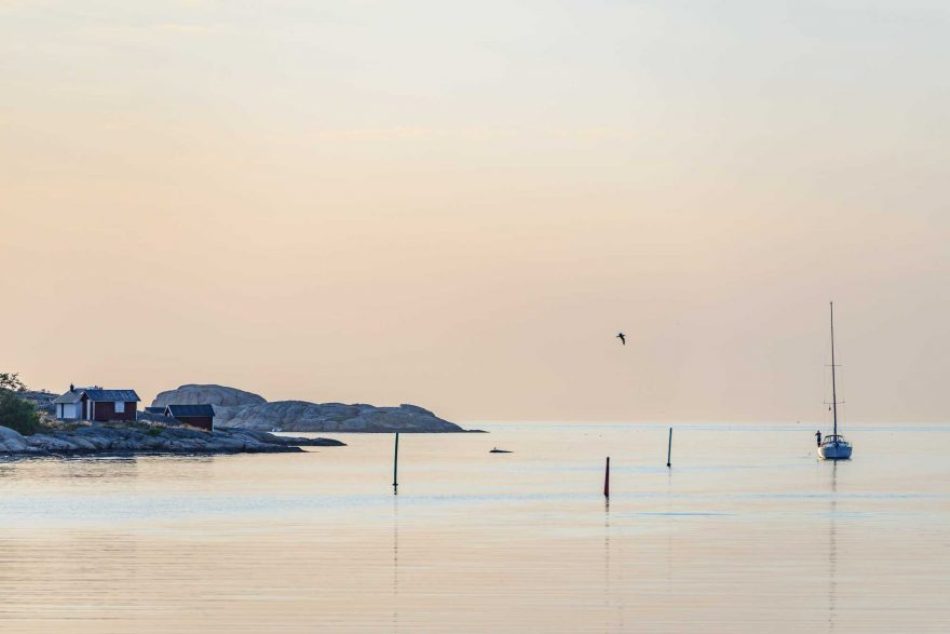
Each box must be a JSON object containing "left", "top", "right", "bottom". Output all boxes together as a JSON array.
[
  {"left": 154, "top": 384, "right": 472, "bottom": 433},
  {"left": 0, "top": 423, "right": 344, "bottom": 458},
  {"left": 0, "top": 376, "right": 472, "bottom": 459}
]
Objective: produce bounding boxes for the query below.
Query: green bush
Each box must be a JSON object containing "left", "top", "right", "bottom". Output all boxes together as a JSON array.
[{"left": 0, "top": 390, "right": 42, "bottom": 435}]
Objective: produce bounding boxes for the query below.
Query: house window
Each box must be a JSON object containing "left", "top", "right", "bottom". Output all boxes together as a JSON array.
[{"left": 115, "top": 401, "right": 125, "bottom": 413}]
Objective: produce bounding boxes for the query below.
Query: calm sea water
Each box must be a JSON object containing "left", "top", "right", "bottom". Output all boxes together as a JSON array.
[{"left": 0, "top": 422, "right": 947, "bottom": 633}]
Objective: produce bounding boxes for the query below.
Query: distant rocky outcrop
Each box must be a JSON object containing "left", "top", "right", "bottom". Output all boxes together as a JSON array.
[
  {"left": 216, "top": 401, "right": 467, "bottom": 433},
  {"left": 151, "top": 384, "right": 266, "bottom": 408},
  {"left": 17, "top": 390, "right": 57, "bottom": 414},
  {"left": 152, "top": 384, "right": 469, "bottom": 433},
  {"left": 0, "top": 424, "right": 344, "bottom": 457}
]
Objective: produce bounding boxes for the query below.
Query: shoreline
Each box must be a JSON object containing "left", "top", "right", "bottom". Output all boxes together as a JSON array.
[{"left": 0, "top": 424, "right": 345, "bottom": 459}]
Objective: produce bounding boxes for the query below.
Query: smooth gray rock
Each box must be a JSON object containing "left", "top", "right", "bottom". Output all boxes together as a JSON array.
[
  {"left": 149, "top": 383, "right": 467, "bottom": 433},
  {"left": 151, "top": 384, "right": 266, "bottom": 408},
  {"left": 0, "top": 427, "right": 36, "bottom": 454},
  {"left": 214, "top": 400, "right": 466, "bottom": 433},
  {"left": 0, "top": 426, "right": 28, "bottom": 445}
]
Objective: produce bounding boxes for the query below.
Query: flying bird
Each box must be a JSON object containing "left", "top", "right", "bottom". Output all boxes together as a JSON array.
[{"left": 616, "top": 332, "right": 626, "bottom": 345}]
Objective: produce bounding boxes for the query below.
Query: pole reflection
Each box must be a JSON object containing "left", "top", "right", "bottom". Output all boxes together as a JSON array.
[{"left": 392, "top": 495, "right": 400, "bottom": 634}]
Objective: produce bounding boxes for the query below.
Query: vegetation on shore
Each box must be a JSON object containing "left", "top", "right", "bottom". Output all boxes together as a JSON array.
[{"left": 0, "top": 372, "right": 42, "bottom": 436}]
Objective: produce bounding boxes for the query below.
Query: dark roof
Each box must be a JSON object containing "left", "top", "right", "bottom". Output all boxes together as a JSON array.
[
  {"left": 53, "top": 388, "right": 140, "bottom": 404},
  {"left": 144, "top": 406, "right": 166, "bottom": 414},
  {"left": 53, "top": 391, "right": 84, "bottom": 404},
  {"left": 86, "top": 389, "right": 139, "bottom": 402},
  {"left": 166, "top": 404, "right": 215, "bottom": 418},
  {"left": 138, "top": 410, "right": 184, "bottom": 425}
]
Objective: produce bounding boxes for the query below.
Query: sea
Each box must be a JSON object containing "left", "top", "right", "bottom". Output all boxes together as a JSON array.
[{"left": 0, "top": 422, "right": 947, "bottom": 633}]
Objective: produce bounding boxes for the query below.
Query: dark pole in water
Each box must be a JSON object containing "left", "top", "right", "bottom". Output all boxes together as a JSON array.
[
  {"left": 666, "top": 427, "right": 673, "bottom": 468},
  {"left": 603, "top": 457, "right": 610, "bottom": 499},
  {"left": 392, "top": 432, "right": 400, "bottom": 494}
]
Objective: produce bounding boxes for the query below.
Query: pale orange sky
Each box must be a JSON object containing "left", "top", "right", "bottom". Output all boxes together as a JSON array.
[{"left": 2, "top": 1, "right": 948, "bottom": 423}]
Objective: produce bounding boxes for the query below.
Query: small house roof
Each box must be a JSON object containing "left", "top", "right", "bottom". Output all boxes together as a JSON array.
[
  {"left": 52, "top": 390, "right": 84, "bottom": 404},
  {"left": 86, "top": 389, "right": 140, "bottom": 402},
  {"left": 53, "top": 388, "right": 140, "bottom": 404},
  {"left": 166, "top": 404, "right": 215, "bottom": 418}
]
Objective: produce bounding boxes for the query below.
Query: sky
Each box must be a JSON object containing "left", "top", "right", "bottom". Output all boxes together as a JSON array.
[{"left": 1, "top": 1, "right": 948, "bottom": 423}]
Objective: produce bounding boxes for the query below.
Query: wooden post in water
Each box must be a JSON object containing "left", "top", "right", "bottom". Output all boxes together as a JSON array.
[
  {"left": 603, "top": 457, "right": 610, "bottom": 499},
  {"left": 666, "top": 427, "right": 673, "bottom": 468},
  {"left": 392, "top": 432, "right": 400, "bottom": 494}
]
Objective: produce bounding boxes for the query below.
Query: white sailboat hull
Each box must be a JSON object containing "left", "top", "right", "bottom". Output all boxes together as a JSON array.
[{"left": 818, "top": 442, "right": 852, "bottom": 460}]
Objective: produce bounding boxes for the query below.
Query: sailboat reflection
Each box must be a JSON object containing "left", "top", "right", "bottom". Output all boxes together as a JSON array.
[{"left": 828, "top": 461, "right": 838, "bottom": 632}]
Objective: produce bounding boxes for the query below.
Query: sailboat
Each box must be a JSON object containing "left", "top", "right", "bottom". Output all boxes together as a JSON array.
[{"left": 818, "top": 302, "right": 853, "bottom": 460}]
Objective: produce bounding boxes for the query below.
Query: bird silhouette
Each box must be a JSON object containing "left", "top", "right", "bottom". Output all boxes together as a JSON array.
[{"left": 616, "top": 332, "right": 626, "bottom": 345}]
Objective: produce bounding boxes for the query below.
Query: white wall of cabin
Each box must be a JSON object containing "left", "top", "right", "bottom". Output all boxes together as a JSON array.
[{"left": 59, "top": 403, "right": 80, "bottom": 419}]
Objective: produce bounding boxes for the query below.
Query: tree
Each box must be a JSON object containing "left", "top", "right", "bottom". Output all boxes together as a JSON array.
[
  {"left": 0, "top": 392, "right": 40, "bottom": 435},
  {"left": 0, "top": 372, "right": 41, "bottom": 435},
  {"left": 0, "top": 372, "right": 26, "bottom": 392}
]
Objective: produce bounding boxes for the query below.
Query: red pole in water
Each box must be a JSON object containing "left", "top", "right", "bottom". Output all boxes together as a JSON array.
[{"left": 604, "top": 457, "right": 610, "bottom": 499}]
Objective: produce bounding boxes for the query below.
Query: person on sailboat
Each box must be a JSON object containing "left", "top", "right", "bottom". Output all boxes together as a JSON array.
[{"left": 816, "top": 430, "right": 822, "bottom": 446}]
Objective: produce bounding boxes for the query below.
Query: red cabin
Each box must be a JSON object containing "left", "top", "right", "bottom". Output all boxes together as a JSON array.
[
  {"left": 164, "top": 404, "right": 215, "bottom": 431},
  {"left": 53, "top": 386, "right": 140, "bottom": 422}
]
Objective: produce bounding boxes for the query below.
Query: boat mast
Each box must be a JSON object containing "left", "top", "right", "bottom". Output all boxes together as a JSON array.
[{"left": 830, "top": 301, "right": 838, "bottom": 438}]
